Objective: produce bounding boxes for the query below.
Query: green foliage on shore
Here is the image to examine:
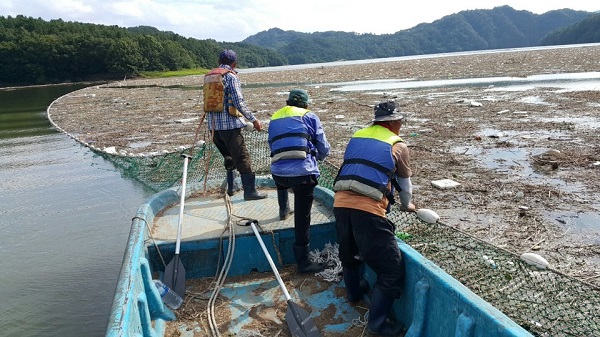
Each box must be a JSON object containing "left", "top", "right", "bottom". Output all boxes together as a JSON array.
[
  {"left": 541, "top": 13, "right": 600, "bottom": 45},
  {"left": 139, "top": 68, "right": 209, "bottom": 79},
  {"left": 0, "top": 16, "right": 286, "bottom": 86}
]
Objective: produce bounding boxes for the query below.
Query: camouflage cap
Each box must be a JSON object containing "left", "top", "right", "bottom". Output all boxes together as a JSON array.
[{"left": 372, "top": 100, "right": 406, "bottom": 122}]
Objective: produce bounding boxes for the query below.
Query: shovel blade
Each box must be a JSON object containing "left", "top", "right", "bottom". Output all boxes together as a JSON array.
[
  {"left": 286, "top": 300, "right": 320, "bottom": 337},
  {"left": 163, "top": 254, "right": 186, "bottom": 299}
]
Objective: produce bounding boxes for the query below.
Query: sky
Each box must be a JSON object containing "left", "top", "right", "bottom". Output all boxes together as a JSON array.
[{"left": 1, "top": 0, "right": 598, "bottom": 42}]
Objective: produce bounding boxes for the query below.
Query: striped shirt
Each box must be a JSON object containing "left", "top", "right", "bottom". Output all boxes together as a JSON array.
[{"left": 206, "top": 65, "right": 257, "bottom": 131}]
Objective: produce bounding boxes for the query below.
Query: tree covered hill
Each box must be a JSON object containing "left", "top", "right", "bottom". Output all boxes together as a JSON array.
[
  {"left": 243, "top": 6, "right": 595, "bottom": 64},
  {"left": 541, "top": 13, "right": 600, "bottom": 45},
  {"left": 0, "top": 6, "right": 597, "bottom": 87}
]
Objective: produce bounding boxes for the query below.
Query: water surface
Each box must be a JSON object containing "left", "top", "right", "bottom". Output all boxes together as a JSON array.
[{"left": 0, "top": 85, "right": 152, "bottom": 337}]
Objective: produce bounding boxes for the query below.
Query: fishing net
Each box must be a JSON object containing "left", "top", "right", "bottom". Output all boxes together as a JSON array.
[
  {"left": 94, "top": 122, "right": 273, "bottom": 192},
  {"left": 389, "top": 210, "right": 600, "bottom": 336},
  {"left": 91, "top": 120, "right": 599, "bottom": 336}
]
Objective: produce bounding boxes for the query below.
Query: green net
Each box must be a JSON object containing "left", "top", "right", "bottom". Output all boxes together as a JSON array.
[
  {"left": 93, "top": 121, "right": 600, "bottom": 336},
  {"left": 389, "top": 210, "right": 600, "bottom": 336}
]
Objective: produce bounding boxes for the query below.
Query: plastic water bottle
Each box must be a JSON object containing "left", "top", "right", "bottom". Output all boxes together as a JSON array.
[{"left": 153, "top": 280, "right": 183, "bottom": 309}]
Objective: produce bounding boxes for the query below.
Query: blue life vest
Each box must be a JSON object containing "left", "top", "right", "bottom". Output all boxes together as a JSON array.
[
  {"left": 334, "top": 125, "right": 403, "bottom": 201},
  {"left": 268, "top": 106, "right": 314, "bottom": 163}
]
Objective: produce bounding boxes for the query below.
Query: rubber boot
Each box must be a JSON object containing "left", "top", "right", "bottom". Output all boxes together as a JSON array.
[
  {"left": 240, "top": 173, "right": 267, "bottom": 200},
  {"left": 293, "top": 244, "right": 324, "bottom": 274},
  {"left": 367, "top": 288, "right": 404, "bottom": 337},
  {"left": 343, "top": 266, "right": 370, "bottom": 304},
  {"left": 277, "top": 189, "right": 293, "bottom": 220},
  {"left": 226, "top": 170, "right": 235, "bottom": 196}
]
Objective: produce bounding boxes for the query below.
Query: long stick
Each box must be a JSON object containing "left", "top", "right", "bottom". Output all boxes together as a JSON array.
[
  {"left": 163, "top": 154, "right": 190, "bottom": 298},
  {"left": 175, "top": 154, "right": 190, "bottom": 256},
  {"left": 250, "top": 221, "right": 292, "bottom": 300},
  {"left": 250, "top": 222, "right": 320, "bottom": 337}
]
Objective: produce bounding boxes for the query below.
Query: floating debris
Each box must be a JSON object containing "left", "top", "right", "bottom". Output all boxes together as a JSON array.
[
  {"left": 518, "top": 206, "right": 529, "bottom": 217},
  {"left": 431, "top": 178, "right": 461, "bottom": 190},
  {"left": 520, "top": 252, "right": 550, "bottom": 269},
  {"left": 417, "top": 208, "right": 440, "bottom": 224},
  {"left": 174, "top": 117, "right": 199, "bottom": 123},
  {"left": 103, "top": 146, "right": 117, "bottom": 154}
]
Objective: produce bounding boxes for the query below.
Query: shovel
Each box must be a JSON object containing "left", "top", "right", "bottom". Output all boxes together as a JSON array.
[
  {"left": 163, "top": 154, "right": 191, "bottom": 298},
  {"left": 250, "top": 221, "right": 321, "bottom": 337}
]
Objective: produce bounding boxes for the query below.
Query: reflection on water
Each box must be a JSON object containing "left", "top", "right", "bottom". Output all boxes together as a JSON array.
[
  {"left": 545, "top": 211, "right": 600, "bottom": 233},
  {"left": 239, "top": 43, "right": 600, "bottom": 74},
  {"left": 452, "top": 144, "right": 583, "bottom": 192},
  {"left": 321, "top": 72, "right": 600, "bottom": 92},
  {"left": 0, "top": 84, "right": 151, "bottom": 337}
]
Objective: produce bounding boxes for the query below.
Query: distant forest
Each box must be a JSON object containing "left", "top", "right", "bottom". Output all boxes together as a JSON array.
[{"left": 1, "top": 6, "right": 598, "bottom": 87}]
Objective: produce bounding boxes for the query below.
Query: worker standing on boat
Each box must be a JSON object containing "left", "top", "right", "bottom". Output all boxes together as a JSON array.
[
  {"left": 203, "top": 49, "right": 266, "bottom": 200},
  {"left": 268, "top": 89, "right": 331, "bottom": 273},
  {"left": 333, "top": 100, "right": 415, "bottom": 337}
]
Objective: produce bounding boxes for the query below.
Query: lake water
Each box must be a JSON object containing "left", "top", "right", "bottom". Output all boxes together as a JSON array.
[{"left": 0, "top": 85, "right": 153, "bottom": 337}]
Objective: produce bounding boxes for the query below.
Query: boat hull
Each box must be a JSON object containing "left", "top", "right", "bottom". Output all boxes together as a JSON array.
[{"left": 106, "top": 177, "right": 532, "bottom": 336}]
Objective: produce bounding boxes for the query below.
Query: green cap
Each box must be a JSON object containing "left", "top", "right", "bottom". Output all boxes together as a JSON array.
[{"left": 287, "top": 89, "right": 311, "bottom": 106}]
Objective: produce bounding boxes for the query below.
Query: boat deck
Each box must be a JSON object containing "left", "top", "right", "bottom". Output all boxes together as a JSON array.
[
  {"left": 107, "top": 180, "right": 537, "bottom": 337},
  {"left": 151, "top": 187, "right": 364, "bottom": 336},
  {"left": 152, "top": 188, "right": 335, "bottom": 242}
]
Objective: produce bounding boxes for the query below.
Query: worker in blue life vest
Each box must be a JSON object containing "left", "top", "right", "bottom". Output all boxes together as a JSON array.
[
  {"left": 268, "top": 89, "right": 331, "bottom": 273},
  {"left": 203, "top": 49, "right": 266, "bottom": 200},
  {"left": 333, "top": 100, "right": 415, "bottom": 337}
]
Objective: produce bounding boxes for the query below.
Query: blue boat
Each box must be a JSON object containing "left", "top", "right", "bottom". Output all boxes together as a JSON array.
[
  {"left": 44, "top": 52, "right": 599, "bottom": 337},
  {"left": 105, "top": 169, "right": 533, "bottom": 337}
]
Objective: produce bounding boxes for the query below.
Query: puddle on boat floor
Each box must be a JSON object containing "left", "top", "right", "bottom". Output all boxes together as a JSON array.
[{"left": 167, "top": 265, "right": 371, "bottom": 337}]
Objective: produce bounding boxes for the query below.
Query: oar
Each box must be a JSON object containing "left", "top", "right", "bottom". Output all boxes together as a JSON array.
[
  {"left": 250, "top": 221, "right": 320, "bottom": 337},
  {"left": 163, "top": 154, "right": 191, "bottom": 299}
]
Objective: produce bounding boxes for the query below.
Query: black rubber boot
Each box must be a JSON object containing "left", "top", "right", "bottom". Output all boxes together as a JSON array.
[
  {"left": 226, "top": 170, "right": 235, "bottom": 196},
  {"left": 240, "top": 173, "right": 267, "bottom": 200},
  {"left": 277, "top": 189, "right": 293, "bottom": 220},
  {"left": 367, "top": 288, "right": 404, "bottom": 337},
  {"left": 293, "top": 244, "right": 324, "bottom": 274},
  {"left": 343, "top": 266, "right": 370, "bottom": 304}
]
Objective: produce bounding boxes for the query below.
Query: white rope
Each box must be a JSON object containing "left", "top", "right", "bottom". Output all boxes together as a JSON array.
[
  {"left": 313, "top": 242, "right": 343, "bottom": 282},
  {"left": 352, "top": 310, "right": 369, "bottom": 328},
  {"left": 215, "top": 194, "right": 272, "bottom": 337},
  {"left": 206, "top": 208, "right": 344, "bottom": 336},
  {"left": 207, "top": 194, "right": 237, "bottom": 337}
]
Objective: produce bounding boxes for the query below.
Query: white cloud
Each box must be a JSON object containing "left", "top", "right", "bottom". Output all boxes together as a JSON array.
[
  {"left": 110, "top": 1, "right": 146, "bottom": 18},
  {"left": 56, "top": 0, "right": 94, "bottom": 14},
  {"left": 2, "top": 0, "right": 598, "bottom": 42}
]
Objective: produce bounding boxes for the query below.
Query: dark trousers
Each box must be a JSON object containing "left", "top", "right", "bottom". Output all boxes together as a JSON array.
[
  {"left": 272, "top": 175, "right": 317, "bottom": 247},
  {"left": 334, "top": 207, "right": 404, "bottom": 298},
  {"left": 212, "top": 128, "right": 252, "bottom": 173}
]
